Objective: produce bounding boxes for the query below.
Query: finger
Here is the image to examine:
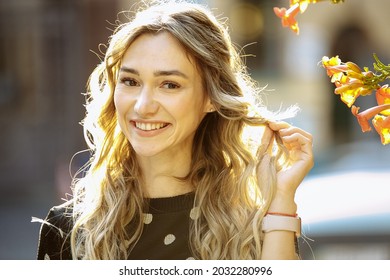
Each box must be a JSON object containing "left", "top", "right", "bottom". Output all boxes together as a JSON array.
[
  {"left": 282, "top": 132, "right": 310, "bottom": 147},
  {"left": 268, "top": 122, "right": 314, "bottom": 159},
  {"left": 281, "top": 132, "right": 314, "bottom": 157},
  {"left": 268, "top": 121, "right": 290, "bottom": 131},
  {"left": 259, "top": 125, "right": 274, "bottom": 155},
  {"left": 279, "top": 127, "right": 313, "bottom": 142}
]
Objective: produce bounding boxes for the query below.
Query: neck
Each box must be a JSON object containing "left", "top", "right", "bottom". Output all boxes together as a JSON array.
[{"left": 137, "top": 150, "right": 193, "bottom": 198}]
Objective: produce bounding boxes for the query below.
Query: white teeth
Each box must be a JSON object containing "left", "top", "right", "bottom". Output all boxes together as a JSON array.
[
  {"left": 146, "top": 123, "right": 151, "bottom": 131},
  {"left": 135, "top": 122, "right": 167, "bottom": 131}
]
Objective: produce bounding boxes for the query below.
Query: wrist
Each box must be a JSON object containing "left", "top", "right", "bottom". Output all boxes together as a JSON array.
[{"left": 268, "top": 192, "right": 297, "bottom": 215}]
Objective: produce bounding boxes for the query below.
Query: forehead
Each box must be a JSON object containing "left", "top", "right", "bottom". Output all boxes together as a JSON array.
[{"left": 121, "top": 32, "right": 198, "bottom": 73}]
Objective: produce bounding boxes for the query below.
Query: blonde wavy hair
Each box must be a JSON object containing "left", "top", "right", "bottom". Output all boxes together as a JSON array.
[{"left": 70, "top": 0, "right": 294, "bottom": 259}]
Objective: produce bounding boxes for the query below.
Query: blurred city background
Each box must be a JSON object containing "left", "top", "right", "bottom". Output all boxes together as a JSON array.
[{"left": 0, "top": 0, "right": 389, "bottom": 259}]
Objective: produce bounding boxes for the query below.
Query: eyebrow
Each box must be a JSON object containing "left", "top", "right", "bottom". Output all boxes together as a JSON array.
[{"left": 119, "top": 67, "right": 189, "bottom": 79}]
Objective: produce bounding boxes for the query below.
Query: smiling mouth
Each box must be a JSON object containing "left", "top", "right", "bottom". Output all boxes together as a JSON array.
[{"left": 134, "top": 122, "right": 170, "bottom": 131}]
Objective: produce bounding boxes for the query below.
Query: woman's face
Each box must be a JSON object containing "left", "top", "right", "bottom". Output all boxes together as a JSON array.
[{"left": 114, "top": 32, "right": 210, "bottom": 158}]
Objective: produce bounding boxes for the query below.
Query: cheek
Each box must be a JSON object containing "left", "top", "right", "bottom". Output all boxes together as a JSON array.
[
  {"left": 167, "top": 98, "right": 196, "bottom": 123},
  {"left": 173, "top": 97, "right": 206, "bottom": 125},
  {"left": 113, "top": 90, "right": 121, "bottom": 111},
  {"left": 113, "top": 92, "right": 131, "bottom": 133},
  {"left": 114, "top": 91, "right": 130, "bottom": 116}
]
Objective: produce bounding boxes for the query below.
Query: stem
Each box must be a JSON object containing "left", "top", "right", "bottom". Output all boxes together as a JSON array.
[
  {"left": 363, "top": 54, "right": 390, "bottom": 87},
  {"left": 373, "top": 53, "right": 390, "bottom": 72}
]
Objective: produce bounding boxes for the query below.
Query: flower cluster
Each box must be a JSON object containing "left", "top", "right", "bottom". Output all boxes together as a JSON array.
[
  {"left": 273, "top": 0, "right": 344, "bottom": 35},
  {"left": 322, "top": 55, "right": 390, "bottom": 145},
  {"left": 274, "top": 0, "right": 389, "bottom": 145}
]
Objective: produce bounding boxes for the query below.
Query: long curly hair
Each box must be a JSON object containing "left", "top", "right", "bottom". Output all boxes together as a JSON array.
[{"left": 70, "top": 0, "right": 294, "bottom": 259}]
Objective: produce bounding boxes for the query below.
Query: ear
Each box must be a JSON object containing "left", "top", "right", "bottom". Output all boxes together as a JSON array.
[{"left": 203, "top": 98, "right": 215, "bottom": 113}]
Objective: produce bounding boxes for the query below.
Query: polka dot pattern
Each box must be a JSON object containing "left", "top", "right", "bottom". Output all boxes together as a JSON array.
[
  {"left": 164, "top": 234, "right": 176, "bottom": 245},
  {"left": 143, "top": 213, "right": 153, "bottom": 224},
  {"left": 189, "top": 207, "right": 200, "bottom": 220},
  {"left": 125, "top": 192, "right": 196, "bottom": 259}
]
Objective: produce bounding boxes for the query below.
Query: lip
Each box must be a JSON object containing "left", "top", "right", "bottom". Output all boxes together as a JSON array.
[{"left": 130, "top": 120, "right": 172, "bottom": 137}]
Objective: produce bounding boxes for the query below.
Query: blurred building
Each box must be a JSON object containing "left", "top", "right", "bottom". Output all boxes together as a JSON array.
[
  {"left": 0, "top": 0, "right": 389, "bottom": 259},
  {"left": 0, "top": 0, "right": 123, "bottom": 259}
]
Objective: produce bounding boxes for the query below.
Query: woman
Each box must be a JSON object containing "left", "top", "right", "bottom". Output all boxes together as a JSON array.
[{"left": 37, "top": 1, "right": 313, "bottom": 260}]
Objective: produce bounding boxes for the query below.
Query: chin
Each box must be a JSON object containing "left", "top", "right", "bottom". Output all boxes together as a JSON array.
[{"left": 131, "top": 145, "right": 164, "bottom": 158}]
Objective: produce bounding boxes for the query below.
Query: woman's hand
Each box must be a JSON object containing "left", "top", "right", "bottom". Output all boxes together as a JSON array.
[
  {"left": 265, "top": 121, "right": 314, "bottom": 214},
  {"left": 259, "top": 121, "right": 313, "bottom": 259}
]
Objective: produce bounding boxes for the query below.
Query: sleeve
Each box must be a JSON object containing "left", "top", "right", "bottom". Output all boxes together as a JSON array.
[{"left": 36, "top": 203, "right": 73, "bottom": 260}]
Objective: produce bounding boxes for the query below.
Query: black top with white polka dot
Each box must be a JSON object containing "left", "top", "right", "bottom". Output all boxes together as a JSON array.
[
  {"left": 36, "top": 192, "right": 196, "bottom": 260},
  {"left": 129, "top": 192, "right": 195, "bottom": 260}
]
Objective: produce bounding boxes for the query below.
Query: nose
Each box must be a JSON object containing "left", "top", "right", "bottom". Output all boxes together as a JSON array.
[{"left": 134, "top": 86, "right": 159, "bottom": 117}]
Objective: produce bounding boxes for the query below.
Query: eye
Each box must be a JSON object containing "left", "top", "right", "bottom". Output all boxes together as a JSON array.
[
  {"left": 120, "top": 77, "right": 139, "bottom": 87},
  {"left": 161, "top": 81, "right": 180, "bottom": 89}
]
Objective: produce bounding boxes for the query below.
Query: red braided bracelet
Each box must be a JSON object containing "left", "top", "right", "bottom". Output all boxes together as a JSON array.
[{"left": 266, "top": 212, "right": 298, "bottom": 218}]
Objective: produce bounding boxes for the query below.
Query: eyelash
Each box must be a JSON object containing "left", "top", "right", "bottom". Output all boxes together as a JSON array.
[
  {"left": 119, "top": 77, "right": 181, "bottom": 90},
  {"left": 120, "top": 77, "right": 139, "bottom": 87},
  {"left": 161, "top": 81, "right": 180, "bottom": 89}
]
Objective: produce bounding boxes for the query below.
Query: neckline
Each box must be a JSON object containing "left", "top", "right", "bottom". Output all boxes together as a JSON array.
[{"left": 146, "top": 192, "right": 195, "bottom": 213}]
